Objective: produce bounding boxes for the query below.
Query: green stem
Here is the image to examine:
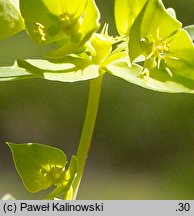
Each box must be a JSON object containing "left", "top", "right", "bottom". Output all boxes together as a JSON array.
[{"left": 72, "top": 75, "right": 103, "bottom": 199}]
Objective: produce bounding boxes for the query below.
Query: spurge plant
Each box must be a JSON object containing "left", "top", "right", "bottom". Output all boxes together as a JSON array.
[{"left": 0, "top": 0, "right": 194, "bottom": 199}]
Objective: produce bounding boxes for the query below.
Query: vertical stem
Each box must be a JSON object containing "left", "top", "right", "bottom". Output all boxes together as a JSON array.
[{"left": 72, "top": 75, "right": 103, "bottom": 199}]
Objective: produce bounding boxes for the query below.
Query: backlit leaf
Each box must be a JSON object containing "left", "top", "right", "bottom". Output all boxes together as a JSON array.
[
  {"left": 106, "top": 58, "right": 194, "bottom": 94},
  {"left": 17, "top": 58, "right": 100, "bottom": 82},
  {"left": 114, "top": 0, "right": 147, "bottom": 35},
  {"left": 8, "top": 142, "right": 67, "bottom": 193}
]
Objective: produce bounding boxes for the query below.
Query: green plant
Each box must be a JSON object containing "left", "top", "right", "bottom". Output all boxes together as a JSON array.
[{"left": 0, "top": 0, "right": 194, "bottom": 200}]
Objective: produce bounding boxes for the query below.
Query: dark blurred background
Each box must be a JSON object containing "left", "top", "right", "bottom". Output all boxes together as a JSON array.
[{"left": 0, "top": 0, "right": 194, "bottom": 199}]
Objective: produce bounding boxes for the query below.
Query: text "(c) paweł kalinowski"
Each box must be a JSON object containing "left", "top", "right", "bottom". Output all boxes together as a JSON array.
[{"left": 20, "top": 202, "right": 104, "bottom": 212}]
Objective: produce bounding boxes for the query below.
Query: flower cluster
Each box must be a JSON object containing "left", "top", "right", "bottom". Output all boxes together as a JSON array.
[{"left": 0, "top": 0, "right": 194, "bottom": 94}]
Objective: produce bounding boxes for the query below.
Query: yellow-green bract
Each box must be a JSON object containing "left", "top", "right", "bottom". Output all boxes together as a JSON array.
[
  {"left": 8, "top": 142, "right": 77, "bottom": 199},
  {"left": 20, "top": 0, "right": 100, "bottom": 57},
  {"left": 111, "top": 0, "right": 194, "bottom": 93},
  {"left": 128, "top": 0, "right": 194, "bottom": 80}
]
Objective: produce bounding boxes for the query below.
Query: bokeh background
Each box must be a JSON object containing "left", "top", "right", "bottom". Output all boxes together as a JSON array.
[{"left": 0, "top": 0, "right": 194, "bottom": 199}]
